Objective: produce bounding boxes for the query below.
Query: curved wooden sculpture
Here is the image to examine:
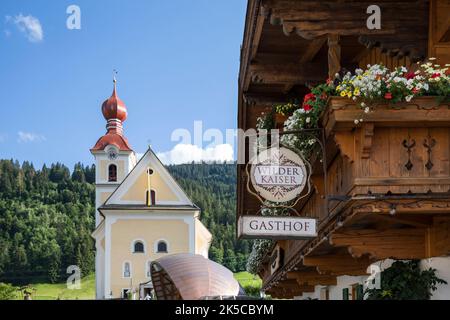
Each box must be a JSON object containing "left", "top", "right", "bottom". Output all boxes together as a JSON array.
[{"left": 150, "top": 253, "right": 240, "bottom": 300}]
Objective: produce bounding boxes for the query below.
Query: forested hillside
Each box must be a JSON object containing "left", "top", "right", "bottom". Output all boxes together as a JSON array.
[
  {"left": 0, "top": 160, "right": 96, "bottom": 284},
  {"left": 0, "top": 160, "right": 248, "bottom": 285}
]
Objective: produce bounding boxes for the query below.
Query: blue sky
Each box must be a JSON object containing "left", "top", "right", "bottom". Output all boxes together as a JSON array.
[{"left": 0, "top": 0, "right": 246, "bottom": 168}]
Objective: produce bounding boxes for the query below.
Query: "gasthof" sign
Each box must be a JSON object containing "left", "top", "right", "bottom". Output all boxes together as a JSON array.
[{"left": 238, "top": 215, "right": 317, "bottom": 239}]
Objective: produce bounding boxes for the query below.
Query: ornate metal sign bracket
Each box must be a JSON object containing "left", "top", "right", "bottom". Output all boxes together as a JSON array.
[{"left": 245, "top": 128, "right": 329, "bottom": 220}]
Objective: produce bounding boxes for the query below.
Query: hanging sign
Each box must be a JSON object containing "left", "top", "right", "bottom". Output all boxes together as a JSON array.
[
  {"left": 250, "top": 147, "right": 308, "bottom": 203},
  {"left": 238, "top": 215, "right": 317, "bottom": 240}
]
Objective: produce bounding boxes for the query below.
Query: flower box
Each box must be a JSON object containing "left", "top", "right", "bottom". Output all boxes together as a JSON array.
[{"left": 322, "top": 96, "right": 450, "bottom": 136}]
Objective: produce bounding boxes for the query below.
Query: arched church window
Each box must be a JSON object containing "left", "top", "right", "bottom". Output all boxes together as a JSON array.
[
  {"left": 133, "top": 241, "right": 145, "bottom": 253},
  {"left": 108, "top": 164, "right": 117, "bottom": 182},
  {"left": 157, "top": 241, "right": 168, "bottom": 253},
  {"left": 123, "top": 262, "right": 131, "bottom": 278}
]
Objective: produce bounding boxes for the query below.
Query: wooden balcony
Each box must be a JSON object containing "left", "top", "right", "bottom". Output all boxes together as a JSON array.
[{"left": 259, "top": 97, "right": 450, "bottom": 297}]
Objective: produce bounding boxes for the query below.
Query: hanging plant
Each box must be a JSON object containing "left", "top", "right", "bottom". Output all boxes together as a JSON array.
[
  {"left": 365, "top": 260, "right": 447, "bottom": 300},
  {"left": 256, "top": 108, "right": 276, "bottom": 131},
  {"left": 281, "top": 82, "right": 334, "bottom": 158},
  {"left": 246, "top": 204, "right": 290, "bottom": 274}
]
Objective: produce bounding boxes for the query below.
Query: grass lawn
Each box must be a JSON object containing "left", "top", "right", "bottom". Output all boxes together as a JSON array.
[
  {"left": 13, "top": 272, "right": 260, "bottom": 300},
  {"left": 20, "top": 273, "right": 96, "bottom": 300},
  {"left": 234, "top": 272, "right": 262, "bottom": 289}
]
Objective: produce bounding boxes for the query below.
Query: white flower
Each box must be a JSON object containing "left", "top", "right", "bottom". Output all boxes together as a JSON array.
[
  {"left": 405, "top": 95, "right": 413, "bottom": 102},
  {"left": 305, "top": 117, "right": 311, "bottom": 124},
  {"left": 354, "top": 119, "right": 359, "bottom": 125},
  {"left": 429, "top": 57, "right": 437, "bottom": 61},
  {"left": 364, "top": 107, "right": 370, "bottom": 113}
]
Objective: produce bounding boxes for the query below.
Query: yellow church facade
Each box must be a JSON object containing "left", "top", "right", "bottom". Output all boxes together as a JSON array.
[{"left": 91, "top": 82, "right": 212, "bottom": 299}]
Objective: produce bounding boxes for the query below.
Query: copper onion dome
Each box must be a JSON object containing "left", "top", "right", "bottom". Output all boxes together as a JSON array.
[
  {"left": 101, "top": 79, "right": 128, "bottom": 122},
  {"left": 90, "top": 78, "right": 132, "bottom": 152}
]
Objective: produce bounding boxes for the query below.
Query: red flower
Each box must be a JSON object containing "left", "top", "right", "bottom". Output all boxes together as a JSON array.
[
  {"left": 302, "top": 93, "right": 316, "bottom": 111},
  {"left": 303, "top": 104, "right": 312, "bottom": 111},
  {"left": 303, "top": 93, "right": 316, "bottom": 103},
  {"left": 431, "top": 72, "right": 441, "bottom": 78},
  {"left": 412, "top": 88, "right": 419, "bottom": 94},
  {"left": 405, "top": 72, "right": 416, "bottom": 80},
  {"left": 384, "top": 92, "right": 392, "bottom": 100}
]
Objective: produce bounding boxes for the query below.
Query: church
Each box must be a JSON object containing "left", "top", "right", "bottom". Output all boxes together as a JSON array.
[{"left": 90, "top": 80, "right": 212, "bottom": 299}]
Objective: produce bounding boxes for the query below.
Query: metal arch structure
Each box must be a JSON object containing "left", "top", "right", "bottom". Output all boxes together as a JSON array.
[{"left": 150, "top": 253, "right": 241, "bottom": 300}]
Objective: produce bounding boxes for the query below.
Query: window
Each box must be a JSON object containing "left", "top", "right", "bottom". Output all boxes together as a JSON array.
[
  {"left": 108, "top": 164, "right": 117, "bottom": 182},
  {"left": 342, "top": 288, "right": 349, "bottom": 300},
  {"left": 146, "top": 189, "right": 156, "bottom": 206},
  {"left": 133, "top": 241, "right": 145, "bottom": 253},
  {"left": 123, "top": 262, "right": 131, "bottom": 278},
  {"left": 122, "top": 288, "right": 131, "bottom": 299},
  {"left": 157, "top": 241, "right": 168, "bottom": 253},
  {"left": 352, "top": 284, "right": 364, "bottom": 300}
]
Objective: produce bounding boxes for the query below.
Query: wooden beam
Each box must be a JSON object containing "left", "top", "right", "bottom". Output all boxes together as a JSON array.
[
  {"left": 303, "top": 251, "right": 373, "bottom": 276},
  {"left": 250, "top": 10, "right": 266, "bottom": 62},
  {"left": 300, "top": 37, "right": 327, "bottom": 63},
  {"left": 330, "top": 228, "right": 427, "bottom": 260},
  {"left": 371, "top": 214, "right": 432, "bottom": 229},
  {"left": 327, "top": 34, "right": 341, "bottom": 80},
  {"left": 287, "top": 271, "right": 337, "bottom": 286},
  {"left": 249, "top": 62, "right": 326, "bottom": 86},
  {"left": 243, "top": 92, "right": 288, "bottom": 106}
]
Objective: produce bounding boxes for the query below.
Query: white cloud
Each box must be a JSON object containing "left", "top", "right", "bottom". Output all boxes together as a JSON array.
[
  {"left": 156, "top": 143, "right": 234, "bottom": 165},
  {"left": 17, "top": 131, "right": 46, "bottom": 143},
  {"left": 6, "top": 14, "right": 43, "bottom": 42}
]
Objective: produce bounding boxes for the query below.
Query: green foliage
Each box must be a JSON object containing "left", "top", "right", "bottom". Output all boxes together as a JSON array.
[
  {"left": 0, "top": 159, "right": 248, "bottom": 284},
  {"left": 168, "top": 163, "right": 252, "bottom": 273},
  {"left": 0, "top": 282, "right": 18, "bottom": 300},
  {"left": 255, "top": 109, "right": 275, "bottom": 131},
  {"left": 365, "top": 260, "right": 447, "bottom": 300},
  {"left": 0, "top": 160, "right": 96, "bottom": 284}
]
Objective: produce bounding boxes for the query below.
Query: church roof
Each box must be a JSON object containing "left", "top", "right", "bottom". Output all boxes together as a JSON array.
[
  {"left": 100, "top": 147, "right": 196, "bottom": 209},
  {"left": 90, "top": 132, "right": 133, "bottom": 152}
]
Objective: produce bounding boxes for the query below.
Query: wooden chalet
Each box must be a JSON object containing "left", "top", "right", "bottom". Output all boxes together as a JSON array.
[{"left": 237, "top": 0, "right": 450, "bottom": 299}]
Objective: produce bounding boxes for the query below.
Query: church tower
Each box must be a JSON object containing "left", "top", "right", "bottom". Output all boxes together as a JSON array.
[
  {"left": 91, "top": 79, "right": 137, "bottom": 225},
  {"left": 91, "top": 80, "right": 211, "bottom": 300}
]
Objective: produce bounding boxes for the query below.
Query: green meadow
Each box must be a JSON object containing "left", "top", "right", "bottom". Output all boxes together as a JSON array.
[{"left": 12, "top": 272, "right": 261, "bottom": 300}]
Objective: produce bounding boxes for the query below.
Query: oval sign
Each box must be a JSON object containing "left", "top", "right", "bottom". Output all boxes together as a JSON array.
[{"left": 250, "top": 147, "right": 307, "bottom": 203}]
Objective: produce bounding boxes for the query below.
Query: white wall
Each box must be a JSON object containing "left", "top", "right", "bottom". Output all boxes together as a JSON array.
[
  {"left": 292, "top": 257, "right": 450, "bottom": 300},
  {"left": 421, "top": 256, "right": 450, "bottom": 300}
]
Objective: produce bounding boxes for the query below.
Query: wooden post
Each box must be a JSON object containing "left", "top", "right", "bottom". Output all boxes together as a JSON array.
[{"left": 328, "top": 34, "right": 341, "bottom": 80}]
